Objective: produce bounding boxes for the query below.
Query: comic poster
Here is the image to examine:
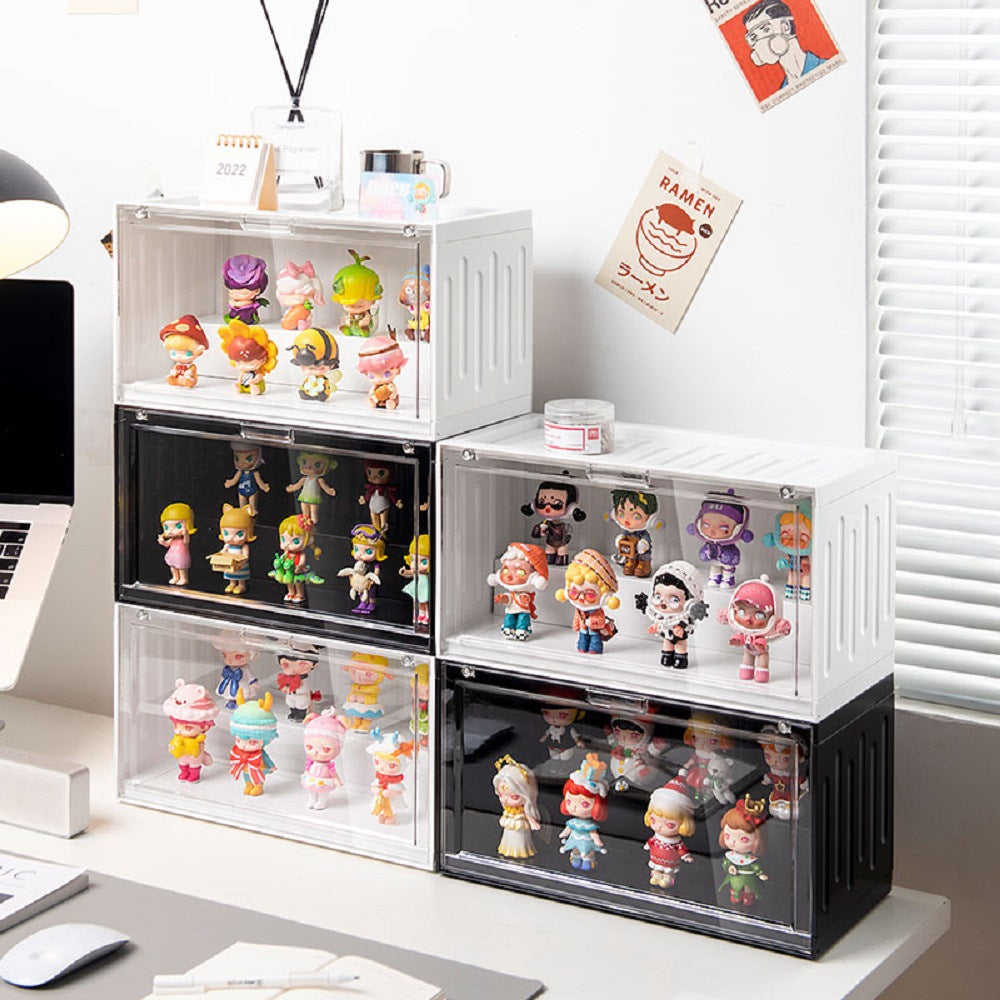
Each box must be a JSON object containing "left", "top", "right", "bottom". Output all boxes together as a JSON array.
[
  {"left": 705, "top": 0, "right": 845, "bottom": 113},
  {"left": 595, "top": 151, "right": 741, "bottom": 333}
]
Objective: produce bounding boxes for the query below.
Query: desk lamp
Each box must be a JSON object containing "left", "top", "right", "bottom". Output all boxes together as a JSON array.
[{"left": 0, "top": 150, "right": 70, "bottom": 279}]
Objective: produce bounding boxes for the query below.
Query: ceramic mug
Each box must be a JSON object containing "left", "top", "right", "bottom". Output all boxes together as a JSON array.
[{"left": 360, "top": 149, "right": 451, "bottom": 199}]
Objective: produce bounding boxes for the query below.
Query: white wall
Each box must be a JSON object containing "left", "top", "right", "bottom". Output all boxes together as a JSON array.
[{"left": 4, "top": 0, "right": 866, "bottom": 713}]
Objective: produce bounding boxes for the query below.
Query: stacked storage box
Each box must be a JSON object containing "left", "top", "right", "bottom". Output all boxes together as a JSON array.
[
  {"left": 113, "top": 201, "right": 532, "bottom": 870},
  {"left": 436, "top": 416, "right": 896, "bottom": 955}
]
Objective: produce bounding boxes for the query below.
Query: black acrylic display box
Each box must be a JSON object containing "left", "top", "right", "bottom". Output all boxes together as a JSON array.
[
  {"left": 439, "top": 661, "right": 893, "bottom": 958},
  {"left": 115, "top": 405, "right": 434, "bottom": 652}
]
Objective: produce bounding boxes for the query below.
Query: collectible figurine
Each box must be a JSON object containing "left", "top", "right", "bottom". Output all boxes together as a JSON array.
[
  {"left": 718, "top": 795, "right": 769, "bottom": 909},
  {"left": 758, "top": 725, "right": 808, "bottom": 820},
  {"left": 276, "top": 642, "right": 323, "bottom": 722},
  {"left": 163, "top": 679, "right": 219, "bottom": 783},
  {"left": 686, "top": 489, "right": 754, "bottom": 589},
  {"left": 214, "top": 638, "right": 259, "bottom": 710},
  {"left": 286, "top": 451, "right": 338, "bottom": 522},
  {"left": 762, "top": 502, "right": 812, "bottom": 603},
  {"left": 679, "top": 712, "right": 735, "bottom": 804},
  {"left": 521, "top": 482, "right": 586, "bottom": 565},
  {"left": 609, "top": 489, "right": 659, "bottom": 577},
  {"left": 635, "top": 560, "right": 709, "bottom": 669},
  {"left": 337, "top": 524, "right": 386, "bottom": 615},
  {"left": 400, "top": 534, "right": 431, "bottom": 628},
  {"left": 218, "top": 320, "right": 279, "bottom": 396},
  {"left": 357, "top": 460, "right": 404, "bottom": 535},
  {"left": 158, "top": 502, "right": 196, "bottom": 587},
  {"left": 487, "top": 542, "right": 549, "bottom": 641},
  {"left": 718, "top": 575, "right": 793, "bottom": 684},
  {"left": 538, "top": 690, "right": 586, "bottom": 760},
  {"left": 558, "top": 753, "right": 610, "bottom": 871},
  {"left": 209, "top": 504, "right": 255, "bottom": 596},
  {"left": 159, "top": 315, "right": 208, "bottom": 388},
  {"left": 367, "top": 729, "right": 415, "bottom": 825},
  {"left": 606, "top": 717, "right": 656, "bottom": 792},
  {"left": 270, "top": 514, "right": 325, "bottom": 604},
  {"left": 342, "top": 652, "right": 389, "bottom": 732},
  {"left": 331, "top": 249, "right": 382, "bottom": 337},
  {"left": 224, "top": 443, "right": 269, "bottom": 516},
  {"left": 555, "top": 549, "right": 620, "bottom": 655},
  {"left": 301, "top": 709, "right": 347, "bottom": 810},
  {"left": 287, "top": 327, "right": 342, "bottom": 402},
  {"left": 399, "top": 264, "right": 430, "bottom": 342},
  {"left": 643, "top": 777, "right": 696, "bottom": 888},
  {"left": 493, "top": 755, "right": 541, "bottom": 859},
  {"left": 276, "top": 260, "right": 324, "bottom": 331},
  {"left": 357, "top": 335, "right": 408, "bottom": 410},
  {"left": 410, "top": 662, "right": 430, "bottom": 747},
  {"left": 223, "top": 255, "right": 269, "bottom": 324},
  {"left": 228, "top": 690, "right": 278, "bottom": 796}
]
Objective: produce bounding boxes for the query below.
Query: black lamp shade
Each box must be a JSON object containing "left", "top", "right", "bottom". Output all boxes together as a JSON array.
[{"left": 0, "top": 150, "right": 70, "bottom": 279}]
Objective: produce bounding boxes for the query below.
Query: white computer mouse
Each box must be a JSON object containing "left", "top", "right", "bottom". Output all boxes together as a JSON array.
[{"left": 0, "top": 923, "right": 129, "bottom": 987}]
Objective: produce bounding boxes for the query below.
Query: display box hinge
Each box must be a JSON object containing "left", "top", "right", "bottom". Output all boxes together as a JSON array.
[{"left": 585, "top": 688, "right": 649, "bottom": 715}]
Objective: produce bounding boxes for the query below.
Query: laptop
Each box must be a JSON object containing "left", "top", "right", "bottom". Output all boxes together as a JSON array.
[{"left": 0, "top": 279, "right": 73, "bottom": 691}]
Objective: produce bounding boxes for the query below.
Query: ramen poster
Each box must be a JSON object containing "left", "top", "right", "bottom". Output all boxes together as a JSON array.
[{"left": 595, "top": 151, "right": 742, "bottom": 333}]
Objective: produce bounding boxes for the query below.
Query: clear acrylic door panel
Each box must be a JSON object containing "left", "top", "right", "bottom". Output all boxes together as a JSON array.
[
  {"left": 116, "top": 407, "right": 432, "bottom": 649},
  {"left": 441, "top": 664, "right": 812, "bottom": 950},
  {"left": 116, "top": 206, "right": 430, "bottom": 436},
  {"left": 117, "top": 605, "right": 434, "bottom": 869},
  {"left": 440, "top": 457, "right": 811, "bottom": 716}
]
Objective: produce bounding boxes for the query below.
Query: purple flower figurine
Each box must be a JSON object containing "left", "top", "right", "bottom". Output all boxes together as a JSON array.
[{"left": 223, "top": 255, "right": 270, "bottom": 324}]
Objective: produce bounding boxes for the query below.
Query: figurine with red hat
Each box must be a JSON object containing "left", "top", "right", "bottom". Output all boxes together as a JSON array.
[
  {"left": 558, "top": 753, "right": 610, "bottom": 871},
  {"left": 718, "top": 574, "right": 793, "bottom": 684},
  {"left": 718, "top": 795, "right": 769, "bottom": 908},
  {"left": 758, "top": 725, "right": 809, "bottom": 820},
  {"left": 487, "top": 542, "right": 549, "bottom": 640},
  {"left": 159, "top": 314, "right": 209, "bottom": 388},
  {"left": 555, "top": 549, "right": 621, "bottom": 655},
  {"left": 643, "top": 777, "right": 696, "bottom": 888}
]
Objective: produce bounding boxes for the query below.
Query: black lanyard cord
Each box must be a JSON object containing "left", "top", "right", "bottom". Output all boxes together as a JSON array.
[{"left": 259, "top": 0, "right": 331, "bottom": 123}]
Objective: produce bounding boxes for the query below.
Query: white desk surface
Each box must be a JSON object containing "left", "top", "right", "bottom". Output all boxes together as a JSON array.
[{"left": 0, "top": 694, "right": 950, "bottom": 1000}]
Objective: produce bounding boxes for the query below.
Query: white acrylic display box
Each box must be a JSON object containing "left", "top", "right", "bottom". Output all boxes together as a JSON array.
[
  {"left": 438, "top": 416, "right": 897, "bottom": 723},
  {"left": 114, "top": 201, "right": 533, "bottom": 442},
  {"left": 115, "top": 604, "right": 436, "bottom": 870}
]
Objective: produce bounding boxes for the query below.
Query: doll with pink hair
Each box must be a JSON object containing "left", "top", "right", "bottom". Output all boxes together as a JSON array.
[
  {"left": 357, "top": 335, "right": 408, "bottom": 411},
  {"left": 276, "top": 260, "right": 324, "bottom": 331},
  {"left": 163, "top": 680, "right": 220, "bottom": 783},
  {"left": 718, "top": 575, "right": 792, "bottom": 684},
  {"left": 301, "top": 709, "right": 348, "bottom": 810}
]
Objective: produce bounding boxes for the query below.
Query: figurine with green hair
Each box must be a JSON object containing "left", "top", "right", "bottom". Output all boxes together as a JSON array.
[{"left": 331, "top": 249, "right": 383, "bottom": 337}]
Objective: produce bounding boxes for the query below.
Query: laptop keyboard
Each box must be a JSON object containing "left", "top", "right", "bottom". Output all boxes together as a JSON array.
[{"left": 0, "top": 522, "right": 29, "bottom": 599}]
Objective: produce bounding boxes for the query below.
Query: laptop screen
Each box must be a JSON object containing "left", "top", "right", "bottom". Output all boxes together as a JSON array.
[{"left": 0, "top": 280, "right": 74, "bottom": 505}]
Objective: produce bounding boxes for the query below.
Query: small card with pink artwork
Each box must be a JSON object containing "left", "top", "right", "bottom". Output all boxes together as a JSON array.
[{"left": 595, "top": 151, "right": 742, "bottom": 333}]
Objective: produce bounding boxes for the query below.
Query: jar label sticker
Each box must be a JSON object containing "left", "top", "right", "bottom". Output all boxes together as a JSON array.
[
  {"left": 706, "top": 0, "right": 845, "bottom": 113},
  {"left": 595, "top": 150, "right": 742, "bottom": 334}
]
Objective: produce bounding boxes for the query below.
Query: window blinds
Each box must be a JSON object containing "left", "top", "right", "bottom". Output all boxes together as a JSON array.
[{"left": 870, "top": 0, "right": 1000, "bottom": 710}]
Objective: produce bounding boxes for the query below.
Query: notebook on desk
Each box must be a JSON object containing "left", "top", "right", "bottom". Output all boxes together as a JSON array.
[{"left": 144, "top": 942, "right": 444, "bottom": 1000}]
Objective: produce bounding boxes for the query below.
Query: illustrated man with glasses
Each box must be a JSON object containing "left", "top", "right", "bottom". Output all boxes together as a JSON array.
[{"left": 743, "top": 1, "right": 826, "bottom": 91}]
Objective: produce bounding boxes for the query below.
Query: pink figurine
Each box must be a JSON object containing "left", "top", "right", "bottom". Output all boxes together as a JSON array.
[
  {"left": 157, "top": 502, "right": 196, "bottom": 586},
  {"left": 301, "top": 710, "right": 347, "bottom": 810},
  {"left": 276, "top": 260, "right": 324, "bottom": 331},
  {"left": 163, "top": 680, "right": 220, "bottom": 783},
  {"left": 357, "top": 334, "right": 408, "bottom": 410},
  {"left": 487, "top": 542, "right": 550, "bottom": 641},
  {"left": 718, "top": 574, "right": 793, "bottom": 684},
  {"left": 643, "top": 777, "right": 696, "bottom": 888}
]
